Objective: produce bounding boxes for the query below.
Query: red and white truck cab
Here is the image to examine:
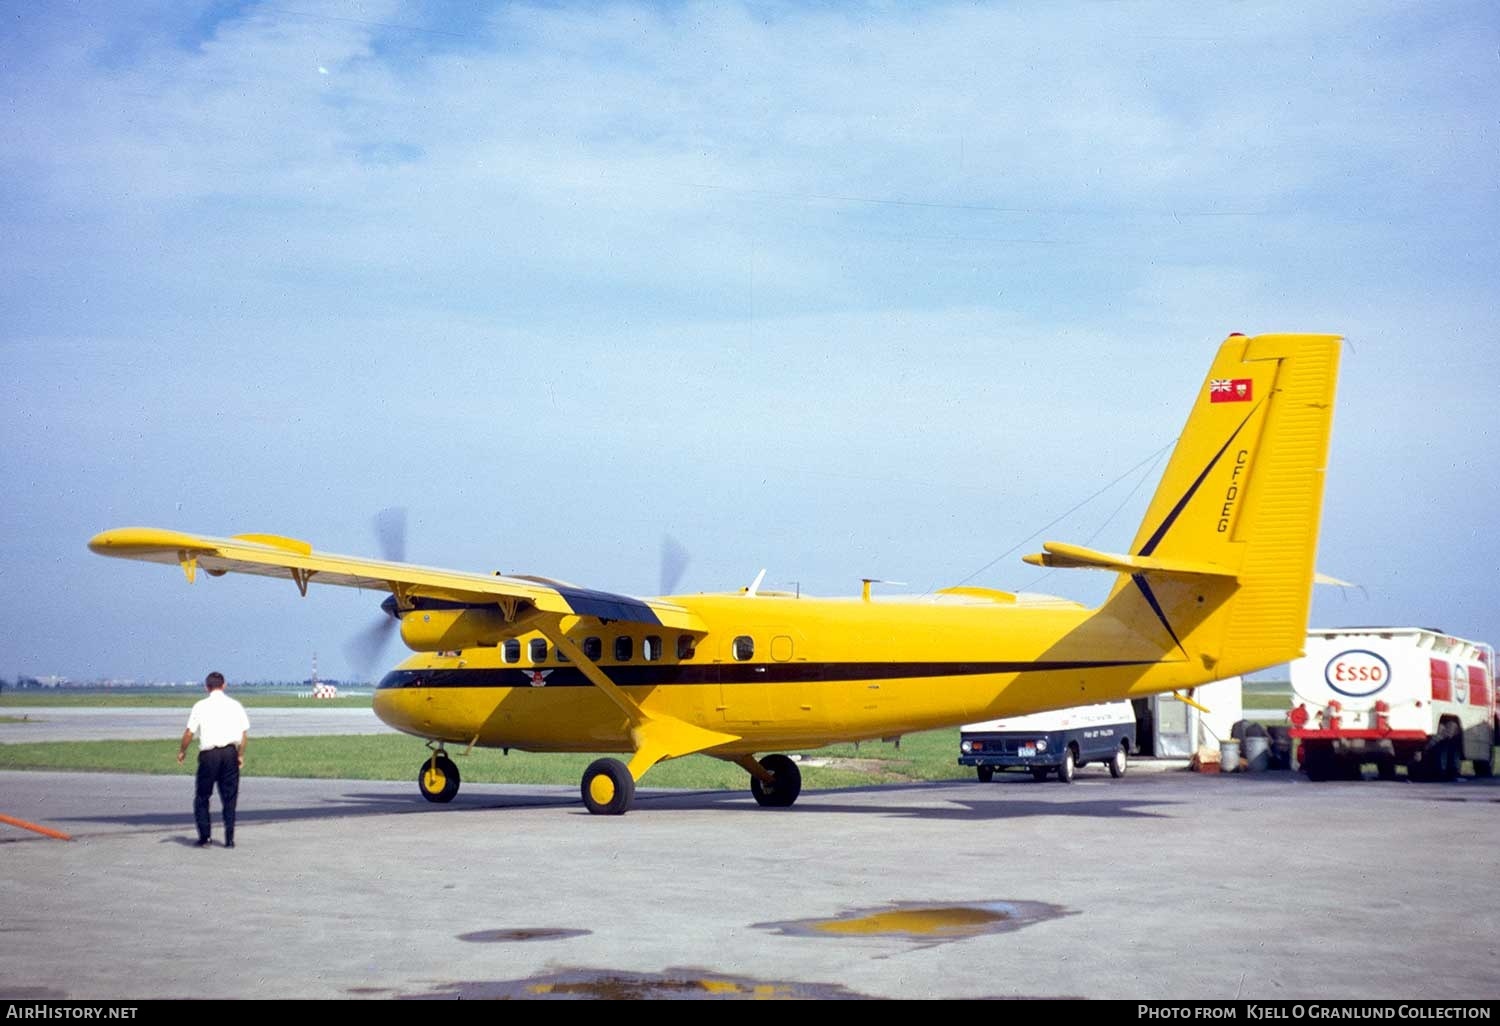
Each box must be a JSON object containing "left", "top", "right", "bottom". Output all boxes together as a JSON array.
[{"left": 1288, "top": 628, "right": 1495, "bottom": 781}]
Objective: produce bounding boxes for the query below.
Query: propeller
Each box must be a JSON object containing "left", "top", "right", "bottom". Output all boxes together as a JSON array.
[
  {"left": 660, "top": 534, "right": 690, "bottom": 595},
  {"left": 344, "top": 508, "right": 407, "bottom": 681},
  {"left": 374, "top": 506, "right": 407, "bottom": 563},
  {"left": 343, "top": 513, "right": 688, "bottom": 680}
]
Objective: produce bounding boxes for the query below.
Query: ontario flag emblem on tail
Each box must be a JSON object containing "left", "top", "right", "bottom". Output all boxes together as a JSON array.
[{"left": 1209, "top": 378, "right": 1253, "bottom": 403}]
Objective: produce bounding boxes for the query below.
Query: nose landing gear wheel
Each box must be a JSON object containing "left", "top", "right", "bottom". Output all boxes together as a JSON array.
[
  {"left": 418, "top": 753, "right": 460, "bottom": 803},
  {"left": 750, "top": 753, "right": 802, "bottom": 808},
  {"left": 581, "top": 757, "right": 635, "bottom": 815}
]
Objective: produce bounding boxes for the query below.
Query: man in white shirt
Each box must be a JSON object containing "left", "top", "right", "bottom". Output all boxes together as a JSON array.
[{"left": 177, "top": 671, "right": 250, "bottom": 848}]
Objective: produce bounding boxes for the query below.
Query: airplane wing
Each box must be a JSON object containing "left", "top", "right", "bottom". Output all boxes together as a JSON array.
[{"left": 88, "top": 527, "right": 703, "bottom": 631}]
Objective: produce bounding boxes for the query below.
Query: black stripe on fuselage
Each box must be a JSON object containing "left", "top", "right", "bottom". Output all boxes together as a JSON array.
[{"left": 376, "top": 659, "right": 1157, "bottom": 690}]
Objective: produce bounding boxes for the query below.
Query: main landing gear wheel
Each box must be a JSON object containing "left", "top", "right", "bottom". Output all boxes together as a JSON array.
[
  {"left": 418, "top": 753, "right": 460, "bottom": 803},
  {"left": 581, "top": 758, "right": 635, "bottom": 816},
  {"left": 750, "top": 753, "right": 802, "bottom": 808},
  {"left": 976, "top": 765, "right": 995, "bottom": 783}
]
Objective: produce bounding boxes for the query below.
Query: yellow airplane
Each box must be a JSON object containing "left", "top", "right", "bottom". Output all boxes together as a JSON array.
[{"left": 90, "top": 332, "right": 1340, "bottom": 815}]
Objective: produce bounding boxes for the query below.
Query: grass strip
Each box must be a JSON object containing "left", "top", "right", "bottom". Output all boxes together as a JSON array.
[{"left": 0, "top": 729, "right": 968, "bottom": 790}]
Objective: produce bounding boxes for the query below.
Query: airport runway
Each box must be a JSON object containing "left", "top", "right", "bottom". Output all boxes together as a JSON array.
[
  {"left": 0, "top": 706, "right": 388, "bottom": 742},
  {"left": 2, "top": 768, "right": 1497, "bottom": 1001}
]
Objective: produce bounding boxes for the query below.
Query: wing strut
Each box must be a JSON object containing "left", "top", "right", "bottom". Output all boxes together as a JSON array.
[{"left": 537, "top": 619, "right": 739, "bottom": 782}]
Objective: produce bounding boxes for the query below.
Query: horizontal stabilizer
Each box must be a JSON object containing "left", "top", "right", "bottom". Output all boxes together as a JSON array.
[{"left": 1022, "top": 541, "right": 1239, "bottom": 580}]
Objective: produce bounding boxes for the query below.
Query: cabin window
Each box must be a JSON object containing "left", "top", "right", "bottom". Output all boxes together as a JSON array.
[
  {"left": 614, "top": 636, "right": 633, "bottom": 661},
  {"left": 529, "top": 638, "right": 548, "bottom": 663},
  {"left": 733, "top": 635, "right": 755, "bottom": 661},
  {"left": 583, "top": 636, "right": 602, "bottom": 661},
  {"left": 503, "top": 640, "right": 520, "bottom": 664},
  {"left": 643, "top": 635, "right": 662, "bottom": 662},
  {"left": 555, "top": 646, "right": 570, "bottom": 663},
  {"left": 677, "top": 634, "right": 696, "bottom": 660}
]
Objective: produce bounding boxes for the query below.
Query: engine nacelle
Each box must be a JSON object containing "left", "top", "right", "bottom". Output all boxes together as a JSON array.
[{"left": 399, "top": 607, "right": 513, "bottom": 652}]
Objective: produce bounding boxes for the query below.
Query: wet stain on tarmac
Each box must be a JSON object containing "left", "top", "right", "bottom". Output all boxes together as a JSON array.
[
  {"left": 401, "top": 968, "right": 869, "bottom": 1000},
  {"left": 754, "top": 899, "right": 1070, "bottom": 944},
  {"left": 457, "top": 928, "right": 591, "bottom": 943}
]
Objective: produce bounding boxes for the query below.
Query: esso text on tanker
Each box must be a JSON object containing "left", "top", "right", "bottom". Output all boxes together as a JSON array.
[{"left": 1324, "top": 649, "right": 1391, "bottom": 697}]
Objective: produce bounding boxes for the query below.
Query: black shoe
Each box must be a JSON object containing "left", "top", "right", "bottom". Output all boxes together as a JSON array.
[
  {"left": 195, "top": 838, "right": 212, "bottom": 848},
  {"left": 224, "top": 841, "right": 235, "bottom": 848}
]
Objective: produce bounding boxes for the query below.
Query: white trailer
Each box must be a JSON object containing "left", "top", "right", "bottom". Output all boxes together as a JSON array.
[{"left": 1288, "top": 627, "right": 1495, "bottom": 781}]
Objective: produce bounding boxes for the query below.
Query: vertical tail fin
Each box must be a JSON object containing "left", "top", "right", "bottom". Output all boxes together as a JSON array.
[{"left": 1027, "top": 333, "right": 1341, "bottom": 679}]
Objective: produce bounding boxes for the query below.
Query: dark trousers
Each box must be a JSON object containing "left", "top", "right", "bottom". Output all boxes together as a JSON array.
[{"left": 195, "top": 745, "right": 240, "bottom": 843}]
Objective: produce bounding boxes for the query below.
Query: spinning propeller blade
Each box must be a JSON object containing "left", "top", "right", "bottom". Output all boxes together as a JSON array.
[
  {"left": 660, "top": 534, "right": 690, "bottom": 595},
  {"left": 374, "top": 506, "right": 407, "bottom": 563},
  {"left": 344, "top": 510, "right": 408, "bottom": 680}
]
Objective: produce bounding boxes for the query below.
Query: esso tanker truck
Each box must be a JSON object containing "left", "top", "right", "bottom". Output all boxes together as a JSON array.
[{"left": 1289, "top": 627, "right": 1495, "bottom": 782}]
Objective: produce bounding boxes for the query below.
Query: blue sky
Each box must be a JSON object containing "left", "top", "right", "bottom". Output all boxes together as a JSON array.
[{"left": 3, "top": 1, "right": 1497, "bottom": 682}]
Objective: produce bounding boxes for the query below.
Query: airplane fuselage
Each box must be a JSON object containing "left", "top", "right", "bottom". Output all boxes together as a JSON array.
[{"left": 373, "top": 589, "right": 1198, "bottom": 756}]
